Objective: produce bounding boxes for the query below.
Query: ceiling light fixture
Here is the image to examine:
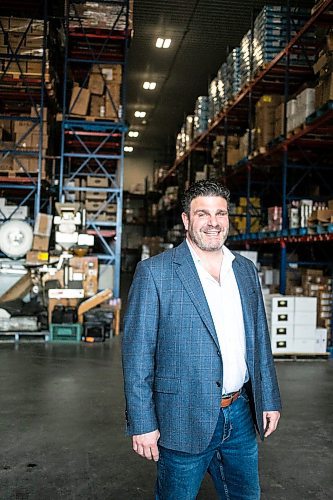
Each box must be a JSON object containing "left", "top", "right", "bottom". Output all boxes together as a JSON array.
[
  {"left": 134, "top": 111, "right": 146, "bottom": 118},
  {"left": 143, "top": 81, "right": 157, "bottom": 90},
  {"left": 124, "top": 146, "right": 133, "bottom": 152},
  {"left": 156, "top": 37, "right": 171, "bottom": 49},
  {"left": 128, "top": 131, "right": 139, "bottom": 138}
]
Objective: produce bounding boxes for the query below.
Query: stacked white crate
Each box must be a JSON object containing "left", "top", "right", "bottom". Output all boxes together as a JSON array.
[
  {"left": 265, "top": 294, "right": 327, "bottom": 354},
  {"left": 293, "top": 297, "right": 323, "bottom": 353},
  {"left": 265, "top": 295, "right": 295, "bottom": 354}
]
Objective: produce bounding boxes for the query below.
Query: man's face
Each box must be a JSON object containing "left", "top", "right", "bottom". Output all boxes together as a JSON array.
[{"left": 181, "top": 195, "right": 229, "bottom": 252}]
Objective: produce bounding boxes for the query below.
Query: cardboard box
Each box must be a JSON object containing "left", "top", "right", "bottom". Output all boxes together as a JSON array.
[
  {"left": 71, "top": 256, "right": 98, "bottom": 297},
  {"left": 270, "top": 325, "right": 293, "bottom": 338},
  {"left": 90, "top": 95, "right": 104, "bottom": 116},
  {"left": 85, "top": 200, "right": 105, "bottom": 212},
  {"left": 85, "top": 191, "right": 107, "bottom": 201},
  {"left": 86, "top": 176, "right": 108, "bottom": 188},
  {"left": 102, "top": 64, "right": 122, "bottom": 84},
  {"left": 26, "top": 250, "right": 49, "bottom": 265},
  {"left": 34, "top": 213, "right": 53, "bottom": 236},
  {"left": 70, "top": 87, "right": 90, "bottom": 115},
  {"left": 88, "top": 66, "right": 105, "bottom": 95},
  {"left": 32, "top": 234, "right": 50, "bottom": 252},
  {"left": 105, "top": 82, "right": 121, "bottom": 119}
]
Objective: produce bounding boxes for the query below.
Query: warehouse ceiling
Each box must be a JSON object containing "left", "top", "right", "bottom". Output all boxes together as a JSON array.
[{"left": 126, "top": 0, "right": 314, "bottom": 164}]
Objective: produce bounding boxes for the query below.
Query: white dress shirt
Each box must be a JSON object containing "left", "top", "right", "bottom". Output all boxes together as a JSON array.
[{"left": 187, "top": 240, "right": 248, "bottom": 394}]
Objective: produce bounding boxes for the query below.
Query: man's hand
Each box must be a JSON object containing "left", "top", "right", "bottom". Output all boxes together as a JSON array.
[
  {"left": 132, "top": 429, "right": 160, "bottom": 461},
  {"left": 263, "top": 411, "right": 280, "bottom": 437}
]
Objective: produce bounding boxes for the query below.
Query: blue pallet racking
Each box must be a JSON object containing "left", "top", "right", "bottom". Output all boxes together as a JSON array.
[
  {"left": 58, "top": 0, "right": 131, "bottom": 298},
  {"left": 157, "top": 0, "right": 333, "bottom": 298},
  {"left": 0, "top": 0, "right": 50, "bottom": 225}
]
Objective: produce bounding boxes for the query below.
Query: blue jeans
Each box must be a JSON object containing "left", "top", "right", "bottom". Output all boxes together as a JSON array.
[{"left": 155, "top": 390, "right": 260, "bottom": 499}]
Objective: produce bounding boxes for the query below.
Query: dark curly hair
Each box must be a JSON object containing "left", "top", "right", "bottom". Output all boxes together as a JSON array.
[{"left": 181, "top": 180, "right": 230, "bottom": 215}]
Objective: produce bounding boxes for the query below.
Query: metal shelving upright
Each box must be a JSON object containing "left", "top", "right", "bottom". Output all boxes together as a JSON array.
[
  {"left": 58, "top": 0, "right": 131, "bottom": 298},
  {"left": 0, "top": 0, "right": 50, "bottom": 225}
]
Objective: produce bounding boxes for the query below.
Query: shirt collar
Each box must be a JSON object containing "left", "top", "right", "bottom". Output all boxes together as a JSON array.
[{"left": 186, "top": 238, "right": 235, "bottom": 266}]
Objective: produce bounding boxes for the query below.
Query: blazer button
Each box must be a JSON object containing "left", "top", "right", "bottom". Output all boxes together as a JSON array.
[
  {"left": 217, "top": 350, "right": 221, "bottom": 357},
  {"left": 216, "top": 381, "right": 221, "bottom": 388}
]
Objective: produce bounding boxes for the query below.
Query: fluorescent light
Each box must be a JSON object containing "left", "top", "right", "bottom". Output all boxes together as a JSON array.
[
  {"left": 143, "top": 81, "right": 157, "bottom": 90},
  {"left": 124, "top": 146, "right": 133, "bottom": 152},
  {"left": 156, "top": 37, "right": 172, "bottom": 49},
  {"left": 128, "top": 131, "right": 139, "bottom": 138},
  {"left": 134, "top": 111, "right": 146, "bottom": 118}
]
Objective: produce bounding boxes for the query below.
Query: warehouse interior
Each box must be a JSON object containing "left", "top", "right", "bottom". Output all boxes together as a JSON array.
[{"left": 0, "top": 0, "right": 333, "bottom": 498}]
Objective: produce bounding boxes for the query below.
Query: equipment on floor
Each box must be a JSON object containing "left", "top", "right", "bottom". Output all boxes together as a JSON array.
[
  {"left": 0, "top": 220, "right": 33, "bottom": 258},
  {"left": 54, "top": 202, "right": 94, "bottom": 251}
]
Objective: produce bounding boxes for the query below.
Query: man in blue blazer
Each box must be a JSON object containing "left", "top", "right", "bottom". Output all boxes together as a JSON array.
[{"left": 122, "top": 180, "right": 281, "bottom": 499}]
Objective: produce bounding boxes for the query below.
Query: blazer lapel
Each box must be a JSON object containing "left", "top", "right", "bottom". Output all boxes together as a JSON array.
[
  {"left": 173, "top": 241, "right": 220, "bottom": 348},
  {"left": 232, "top": 256, "right": 255, "bottom": 369}
]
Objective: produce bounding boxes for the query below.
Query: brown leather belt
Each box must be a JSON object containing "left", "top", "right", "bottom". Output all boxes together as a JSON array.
[{"left": 220, "top": 390, "right": 241, "bottom": 408}]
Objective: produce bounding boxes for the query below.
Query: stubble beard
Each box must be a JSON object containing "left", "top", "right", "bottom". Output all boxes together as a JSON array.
[{"left": 188, "top": 224, "right": 229, "bottom": 252}]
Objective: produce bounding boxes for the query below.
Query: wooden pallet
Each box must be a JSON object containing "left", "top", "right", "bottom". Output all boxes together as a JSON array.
[
  {"left": 0, "top": 331, "right": 49, "bottom": 342},
  {"left": 56, "top": 113, "right": 119, "bottom": 123},
  {"left": 274, "top": 352, "right": 329, "bottom": 361}
]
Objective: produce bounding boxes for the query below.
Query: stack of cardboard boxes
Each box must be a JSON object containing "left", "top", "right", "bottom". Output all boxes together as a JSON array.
[
  {"left": 233, "top": 196, "right": 261, "bottom": 233},
  {"left": 84, "top": 176, "right": 117, "bottom": 223},
  {"left": 26, "top": 213, "right": 53, "bottom": 265},
  {"left": 0, "top": 106, "right": 48, "bottom": 176},
  {"left": 0, "top": 17, "right": 48, "bottom": 78},
  {"left": 254, "top": 94, "right": 281, "bottom": 149},
  {"left": 69, "top": 65, "right": 122, "bottom": 120},
  {"left": 314, "top": 33, "right": 333, "bottom": 108}
]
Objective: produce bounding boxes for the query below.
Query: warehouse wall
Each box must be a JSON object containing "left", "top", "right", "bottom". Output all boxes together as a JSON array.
[{"left": 124, "top": 152, "right": 155, "bottom": 192}]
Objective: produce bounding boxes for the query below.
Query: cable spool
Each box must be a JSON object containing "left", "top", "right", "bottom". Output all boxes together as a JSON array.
[{"left": 0, "top": 220, "right": 33, "bottom": 259}]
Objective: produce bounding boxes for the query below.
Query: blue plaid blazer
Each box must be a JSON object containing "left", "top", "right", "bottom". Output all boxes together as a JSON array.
[{"left": 122, "top": 240, "right": 281, "bottom": 454}]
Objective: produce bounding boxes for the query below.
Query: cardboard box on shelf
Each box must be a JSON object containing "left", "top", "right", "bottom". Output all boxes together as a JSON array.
[
  {"left": 31, "top": 106, "right": 48, "bottom": 121},
  {"left": 90, "top": 95, "right": 104, "bottom": 116},
  {"left": 86, "top": 176, "right": 108, "bottom": 188},
  {"left": 85, "top": 191, "right": 107, "bottom": 201},
  {"left": 105, "top": 82, "right": 121, "bottom": 119},
  {"left": 85, "top": 200, "right": 105, "bottom": 212},
  {"left": 102, "top": 64, "right": 122, "bottom": 84},
  {"left": 32, "top": 234, "right": 49, "bottom": 252},
  {"left": 70, "top": 86, "right": 90, "bottom": 115},
  {"left": 34, "top": 213, "right": 53, "bottom": 236},
  {"left": 88, "top": 66, "right": 105, "bottom": 95}
]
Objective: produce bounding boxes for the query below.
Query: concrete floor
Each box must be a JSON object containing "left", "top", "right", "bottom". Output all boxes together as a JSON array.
[{"left": 0, "top": 339, "right": 332, "bottom": 500}]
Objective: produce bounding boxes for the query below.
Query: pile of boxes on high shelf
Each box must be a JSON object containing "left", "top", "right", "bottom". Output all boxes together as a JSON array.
[
  {"left": 67, "top": 64, "right": 122, "bottom": 120},
  {"left": 228, "top": 197, "right": 333, "bottom": 236},
  {"left": 243, "top": 251, "right": 332, "bottom": 355},
  {"left": 175, "top": 5, "right": 332, "bottom": 161}
]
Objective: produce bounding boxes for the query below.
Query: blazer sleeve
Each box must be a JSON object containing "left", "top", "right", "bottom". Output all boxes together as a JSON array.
[
  {"left": 122, "top": 260, "right": 160, "bottom": 435},
  {"left": 254, "top": 266, "right": 282, "bottom": 412}
]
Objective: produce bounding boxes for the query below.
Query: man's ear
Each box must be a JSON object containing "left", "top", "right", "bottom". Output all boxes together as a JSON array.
[{"left": 181, "top": 212, "right": 189, "bottom": 231}]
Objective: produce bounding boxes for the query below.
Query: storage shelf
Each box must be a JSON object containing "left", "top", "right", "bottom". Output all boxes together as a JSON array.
[{"left": 159, "top": 0, "right": 333, "bottom": 184}]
